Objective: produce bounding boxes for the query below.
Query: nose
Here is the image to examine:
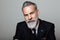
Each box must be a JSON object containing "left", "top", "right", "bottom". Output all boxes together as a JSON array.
[{"left": 28, "top": 14, "right": 32, "bottom": 20}]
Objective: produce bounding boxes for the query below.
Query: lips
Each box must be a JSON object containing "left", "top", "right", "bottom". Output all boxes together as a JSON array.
[{"left": 28, "top": 20, "right": 35, "bottom": 23}]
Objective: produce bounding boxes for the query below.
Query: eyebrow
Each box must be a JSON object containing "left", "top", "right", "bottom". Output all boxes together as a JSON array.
[
  {"left": 31, "top": 11, "right": 35, "bottom": 13},
  {"left": 24, "top": 10, "right": 36, "bottom": 16},
  {"left": 29, "top": 10, "right": 36, "bottom": 14}
]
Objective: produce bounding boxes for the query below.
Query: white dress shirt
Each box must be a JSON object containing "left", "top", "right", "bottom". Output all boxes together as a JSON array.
[{"left": 32, "top": 20, "right": 39, "bottom": 35}]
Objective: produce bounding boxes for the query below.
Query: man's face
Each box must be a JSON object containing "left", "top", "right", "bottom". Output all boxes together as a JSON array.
[{"left": 22, "top": 5, "right": 38, "bottom": 23}]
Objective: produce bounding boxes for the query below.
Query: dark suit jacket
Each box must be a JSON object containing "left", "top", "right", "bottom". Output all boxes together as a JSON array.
[{"left": 13, "top": 19, "right": 56, "bottom": 40}]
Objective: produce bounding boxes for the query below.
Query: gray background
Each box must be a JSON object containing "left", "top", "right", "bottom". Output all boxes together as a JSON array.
[{"left": 0, "top": 0, "right": 60, "bottom": 40}]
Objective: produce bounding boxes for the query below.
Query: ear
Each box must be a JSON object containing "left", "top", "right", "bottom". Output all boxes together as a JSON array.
[{"left": 36, "top": 9, "right": 39, "bottom": 17}]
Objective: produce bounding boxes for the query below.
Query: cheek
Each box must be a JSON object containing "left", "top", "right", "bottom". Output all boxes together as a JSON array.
[
  {"left": 24, "top": 16, "right": 28, "bottom": 21},
  {"left": 32, "top": 13, "right": 38, "bottom": 19}
]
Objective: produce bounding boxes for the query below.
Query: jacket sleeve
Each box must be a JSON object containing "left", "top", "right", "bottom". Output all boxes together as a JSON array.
[
  {"left": 47, "top": 24, "right": 56, "bottom": 40},
  {"left": 13, "top": 23, "right": 23, "bottom": 40}
]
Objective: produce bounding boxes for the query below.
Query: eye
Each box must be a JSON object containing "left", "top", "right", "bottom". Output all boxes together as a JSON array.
[
  {"left": 30, "top": 12, "right": 34, "bottom": 15},
  {"left": 24, "top": 14, "right": 28, "bottom": 16},
  {"left": 30, "top": 10, "right": 36, "bottom": 15},
  {"left": 30, "top": 11, "right": 35, "bottom": 15}
]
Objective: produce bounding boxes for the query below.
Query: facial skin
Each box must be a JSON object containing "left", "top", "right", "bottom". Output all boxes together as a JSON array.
[
  {"left": 22, "top": 5, "right": 39, "bottom": 23},
  {"left": 22, "top": 5, "right": 39, "bottom": 29}
]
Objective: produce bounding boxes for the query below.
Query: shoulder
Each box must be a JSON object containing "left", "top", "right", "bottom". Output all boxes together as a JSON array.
[
  {"left": 16, "top": 21, "right": 26, "bottom": 28},
  {"left": 39, "top": 19, "right": 55, "bottom": 32},
  {"left": 39, "top": 19, "right": 54, "bottom": 26},
  {"left": 17, "top": 21, "right": 26, "bottom": 25},
  {"left": 39, "top": 19, "right": 55, "bottom": 29}
]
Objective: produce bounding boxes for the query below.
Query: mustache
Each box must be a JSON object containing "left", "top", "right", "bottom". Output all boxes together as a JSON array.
[{"left": 27, "top": 20, "right": 35, "bottom": 23}]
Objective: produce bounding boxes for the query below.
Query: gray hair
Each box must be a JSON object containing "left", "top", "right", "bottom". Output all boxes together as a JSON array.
[{"left": 22, "top": 1, "right": 37, "bottom": 10}]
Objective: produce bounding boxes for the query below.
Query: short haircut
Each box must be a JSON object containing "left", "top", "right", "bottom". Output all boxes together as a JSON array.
[{"left": 22, "top": 1, "right": 37, "bottom": 10}]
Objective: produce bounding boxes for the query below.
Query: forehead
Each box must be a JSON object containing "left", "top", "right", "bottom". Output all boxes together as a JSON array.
[{"left": 23, "top": 5, "right": 35, "bottom": 14}]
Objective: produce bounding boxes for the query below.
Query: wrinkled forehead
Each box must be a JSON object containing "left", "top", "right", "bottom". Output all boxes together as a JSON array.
[{"left": 22, "top": 5, "right": 36, "bottom": 14}]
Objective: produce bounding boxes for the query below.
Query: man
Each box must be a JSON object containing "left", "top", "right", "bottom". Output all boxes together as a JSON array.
[{"left": 13, "top": 1, "right": 56, "bottom": 40}]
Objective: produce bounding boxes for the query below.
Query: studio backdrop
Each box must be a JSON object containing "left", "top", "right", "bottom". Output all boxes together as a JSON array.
[{"left": 0, "top": 0, "right": 60, "bottom": 40}]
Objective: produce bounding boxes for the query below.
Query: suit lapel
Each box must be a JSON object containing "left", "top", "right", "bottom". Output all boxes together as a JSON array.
[
  {"left": 23, "top": 22, "right": 34, "bottom": 40},
  {"left": 37, "top": 19, "right": 46, "bottom": 38},
  {"left": 24, "top": 19, "right": 46, "bottom": 39}
]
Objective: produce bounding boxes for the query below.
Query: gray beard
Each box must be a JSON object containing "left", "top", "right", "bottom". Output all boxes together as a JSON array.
[{"left": 26, "top": 20, "right": 37, "bottom": 29}]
